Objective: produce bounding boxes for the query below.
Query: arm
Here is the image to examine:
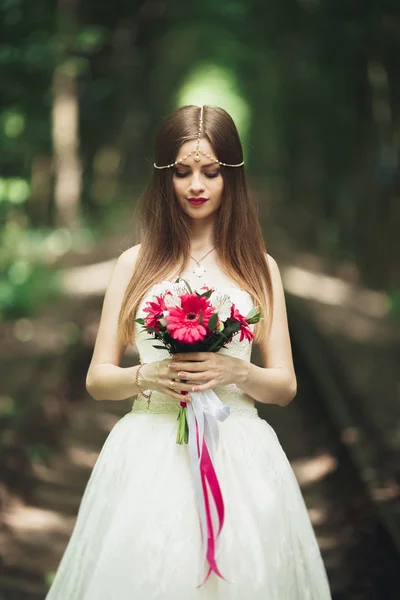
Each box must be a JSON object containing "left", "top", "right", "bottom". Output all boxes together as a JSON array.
[
  {"left": 86, "top": 245, "right": 145, "bottom": 401},
  {"left": 234, "top": 254, "right": 297, "bottom": 407}
]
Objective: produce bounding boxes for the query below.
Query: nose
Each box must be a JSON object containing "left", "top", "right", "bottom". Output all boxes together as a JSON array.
[{"left": 188, "top": 173, "right": 206, "bottom": 194}]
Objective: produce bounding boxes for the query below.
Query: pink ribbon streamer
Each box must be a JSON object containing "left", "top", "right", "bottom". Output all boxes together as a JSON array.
[
  {"left": 185, "top": 389, "right": 232, "bottom": 587},
  {"left": 195, "top": 418, "right": 228, "bottom": 586}
]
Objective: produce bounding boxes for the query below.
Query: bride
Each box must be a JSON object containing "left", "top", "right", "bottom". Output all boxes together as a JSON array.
[{"left": 45, "top": 104, "right": 332, "bottom": 599}]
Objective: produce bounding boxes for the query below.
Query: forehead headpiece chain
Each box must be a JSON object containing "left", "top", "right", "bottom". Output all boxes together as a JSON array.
[{"left": 153, "top": 105, "right": 245, "bottom": 169}]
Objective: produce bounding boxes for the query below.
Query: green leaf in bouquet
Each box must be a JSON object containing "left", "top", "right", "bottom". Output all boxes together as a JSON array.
[
  {"left": 223, "top": 321, "right": 241, "bottom": 336},
  {"left": 179, "top": 278, "right": 193, "bottom": 294},
  {"left": 134, "top": 317, "right": 145, "bottom": 324},
  {"left": 208, "top": 312, "right": 218, "bottom": 330},
  {"left": 198, "top": 309, "right": 203, "bottom": 325},
  {"left": 147, "top": 326, "right": 159, "bottom": 333},
  {"left": 198, "top": 288, "right": 213, "bottom": 299},
  {"left": 152, "top": 344, "right": 168, "bottom": 350},
  {"left": 246, "top": 306, "right": 259, "bottom": 319},
  {"left": 140, "top": 328, "right": 155, "bottom": 336},
  {"left": 247, "top": 310, "right": 263, "bottom": 324}
]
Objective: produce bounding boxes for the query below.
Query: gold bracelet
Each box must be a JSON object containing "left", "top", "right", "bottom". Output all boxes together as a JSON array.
[{"left": 135, "top": 363, "right": 152, "bottom": 408}]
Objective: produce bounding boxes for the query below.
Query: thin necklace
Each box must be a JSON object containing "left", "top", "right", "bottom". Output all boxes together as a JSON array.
[{"left": 190, "top": 247, "right": 215, "bottom": 278}]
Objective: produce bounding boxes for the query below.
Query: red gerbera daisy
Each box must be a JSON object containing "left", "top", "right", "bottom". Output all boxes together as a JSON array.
[
  {"left": 230, "top": 304, "right": 254, "bottom": 342},
  {"left": 143, "top": 295, "right": 167, "bottom": 332},
  {"left": 166, "top": 293, "right": 216, "bottom": 344}
]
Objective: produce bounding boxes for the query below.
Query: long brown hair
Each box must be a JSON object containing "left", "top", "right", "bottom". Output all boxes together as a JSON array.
[{"left": 118, "top": 105, "right": 273, "bottom": 346}]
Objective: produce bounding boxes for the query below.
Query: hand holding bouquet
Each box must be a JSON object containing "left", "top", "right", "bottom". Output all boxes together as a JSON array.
[{"left": 134, "top": 277, "right": 262, "bottom": 443}]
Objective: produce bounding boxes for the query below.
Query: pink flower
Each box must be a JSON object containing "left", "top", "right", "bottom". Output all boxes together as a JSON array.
[
  {"left": 230, "top": 304, "right": 254, "bottom": 342},
  {"left": 166, "top": 293, "right": 216, "bottom": 343},
  {"left": 143, "top": 295, "right": 167, "bottom": 332}
]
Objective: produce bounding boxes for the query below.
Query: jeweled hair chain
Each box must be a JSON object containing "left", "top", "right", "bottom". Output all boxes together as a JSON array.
[{"left": 153, "top": 105, "right": 244, "bottom": 169}]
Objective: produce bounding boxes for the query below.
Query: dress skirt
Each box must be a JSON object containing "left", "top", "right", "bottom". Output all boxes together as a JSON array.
[{"left": 45, "top": 401, "right": 331, "bottom": 599}]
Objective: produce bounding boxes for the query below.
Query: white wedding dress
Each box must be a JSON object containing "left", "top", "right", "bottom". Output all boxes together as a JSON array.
[{"left": 45, "top": 281, "right": 332, "bottom": 599}]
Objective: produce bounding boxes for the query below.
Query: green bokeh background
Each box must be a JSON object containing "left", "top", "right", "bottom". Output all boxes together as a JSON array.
[
  {"left": 1, "top": 1, "right": 399, "bottom": 593},
  {"left": 1, "top": 0, "right": 398, "bottom": 321}
]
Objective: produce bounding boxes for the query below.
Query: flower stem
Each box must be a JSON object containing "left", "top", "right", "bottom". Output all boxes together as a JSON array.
[{"left": 176, "top": 405, "right": 188, "bottom": 444}]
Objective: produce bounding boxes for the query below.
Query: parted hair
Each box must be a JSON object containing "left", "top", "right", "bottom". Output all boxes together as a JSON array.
[{"left": 118, "top": 104, "right": 273, "bottom": 347}]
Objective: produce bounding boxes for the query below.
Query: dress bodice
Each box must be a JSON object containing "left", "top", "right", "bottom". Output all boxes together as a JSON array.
[{"left": 131, "top": 278, "right": 259, "bottom": 418}]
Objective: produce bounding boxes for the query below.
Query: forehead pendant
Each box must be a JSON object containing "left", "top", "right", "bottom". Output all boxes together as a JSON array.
[{"left": 193, "top": 108, "right": 203, "bottom": 161}]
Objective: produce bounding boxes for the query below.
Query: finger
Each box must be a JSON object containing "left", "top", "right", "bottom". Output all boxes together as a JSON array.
[
  {"left": 190, "top": 379, "right": 217, "bottom": 392},
  {"left": 164, "top": 379, "right": 192, "bottom": 399},
  {"left": 165, "top": 379, "right": 196, "bottom": 393},
  {"left": 176, "top": 371, "right": 209, "bottom": 381},
  {"left": 172, "top": 353, "right": 208, "bottom": 361},
  {"left": 168, "top": 391, "right": 192, "bottom": 402},
  {"left": 171, "top": 361, "right": 205, "bottom": 372}
]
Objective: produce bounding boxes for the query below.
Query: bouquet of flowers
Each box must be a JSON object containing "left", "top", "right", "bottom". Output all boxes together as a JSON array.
[
  {"left": 134, "top": 277, "right": 262, "bottom": 586},
  {"left": 134, "top": 277, "right": 262, "bottom": 443}
]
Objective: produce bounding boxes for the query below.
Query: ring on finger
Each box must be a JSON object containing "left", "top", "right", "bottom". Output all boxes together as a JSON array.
[{"left": 169, "top": 379, "right": 176, "bottom": 390}]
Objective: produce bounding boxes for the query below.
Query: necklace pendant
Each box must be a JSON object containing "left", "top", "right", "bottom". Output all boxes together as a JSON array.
[{"left": 193, "top": 264, "right": 206, "bottom": 278}]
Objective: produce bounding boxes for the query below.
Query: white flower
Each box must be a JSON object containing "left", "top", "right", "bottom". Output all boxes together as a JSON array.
[
  {"left": 150, "top": 280, "right": 184, "bottom": 308},
  {"left": 172, "top": 280, "right": 189, "bottom": 295},
  {"left": 208, "top": 290, "right": 232, "bottom": 321},
  {"left": 162, "top": 280, "right": 188, "bottom": 308},
  {"left": 151, "top": 280, "right": 174, "bottom": 298}
]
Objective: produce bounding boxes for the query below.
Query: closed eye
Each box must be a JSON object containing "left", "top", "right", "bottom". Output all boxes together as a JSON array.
[{"left": 174, "top": 171, "right": 220, "bottom": 179}]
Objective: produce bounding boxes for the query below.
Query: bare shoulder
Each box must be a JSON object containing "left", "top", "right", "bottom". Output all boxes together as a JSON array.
[
  {"left": 106, "top": 244, "right": 141, "bottom": 290},
  {"left": 265, "top": 252, "right": 278, "bottom": 270},
  {"left": 264, "top": 252, "right": 281, "bottom": 285},
  {"left": 111, "top": 244, "right": 142, "bottom": 279},
  {"left": 117, "top": 244, "right": 141, "bottom": 268}
]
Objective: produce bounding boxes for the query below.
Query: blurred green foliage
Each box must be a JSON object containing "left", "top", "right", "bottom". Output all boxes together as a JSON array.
[
  {"left": 389, "top": 287, "right": 400, "bottom": 318},
  {"left": 0, "top": 223, "right": 60, "bottom": 320},
  {"left": 0, "top": 260, "right": 59, "bottom": 320},
  {"left": 0, "top": 0, "right": 398, "bottom": 546},
  {"left": 0, "top": 0, "right": 399, "bottom": 318}
]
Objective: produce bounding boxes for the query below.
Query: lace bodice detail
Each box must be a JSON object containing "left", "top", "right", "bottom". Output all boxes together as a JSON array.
[{"left": 132, "top": 279, "right": 258, "bottom": 417}]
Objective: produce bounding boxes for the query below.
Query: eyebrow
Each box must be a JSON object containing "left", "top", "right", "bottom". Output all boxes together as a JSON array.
[{"left": 175, "top": 162, "right": 218, "bottom": 168}]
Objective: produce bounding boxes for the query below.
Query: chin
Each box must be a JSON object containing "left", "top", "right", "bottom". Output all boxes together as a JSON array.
[{"left": 184, "top": 201, "right": 219, "bottom": 210}]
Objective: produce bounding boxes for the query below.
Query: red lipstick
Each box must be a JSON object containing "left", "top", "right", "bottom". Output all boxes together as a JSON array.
[{"left": 187, "top": 197, "right": 208, "bottom": 206}]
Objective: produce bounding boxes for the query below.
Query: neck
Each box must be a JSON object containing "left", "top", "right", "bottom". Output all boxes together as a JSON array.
[{"left": 188, "top": 218, "right": 216, "bottom": 255}]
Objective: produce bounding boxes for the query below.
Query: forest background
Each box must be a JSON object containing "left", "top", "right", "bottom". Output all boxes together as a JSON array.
[{"left": 0, "top": 0, "right": 399, "bottom": 593}]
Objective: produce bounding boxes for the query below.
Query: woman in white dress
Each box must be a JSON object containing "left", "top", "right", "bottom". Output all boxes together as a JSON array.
[{"left": 45, "top": 104, "right": 332, "bottom": 599}]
